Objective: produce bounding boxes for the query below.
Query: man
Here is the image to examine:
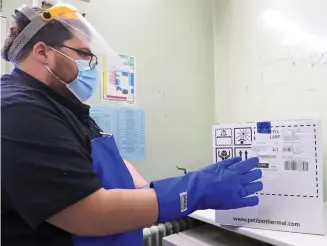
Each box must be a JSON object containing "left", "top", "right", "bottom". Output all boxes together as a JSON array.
[{"left": 1, "top": 4, "right": 263, "bottom": 246}]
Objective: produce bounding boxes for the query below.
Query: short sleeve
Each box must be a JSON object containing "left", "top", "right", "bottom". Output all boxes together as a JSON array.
[{"left": 1, "top": 103, "right": 102, "bottom": 229}]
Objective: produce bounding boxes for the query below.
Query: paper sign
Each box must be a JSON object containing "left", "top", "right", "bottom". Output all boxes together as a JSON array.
[
  {"left": 90, "top": 106, "right": 145, "bottom": 160},
  {"left": 212, "top": 120, "right": 324, "bottom": 235},
  {"left": 101, "top": 54, "right": 135, "bottom": 104}
]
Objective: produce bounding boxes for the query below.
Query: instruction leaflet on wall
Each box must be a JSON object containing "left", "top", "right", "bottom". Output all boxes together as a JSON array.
[
  {"left": 212, "top": 120, "right": 324, "bottom": 235},
  {"left": 101, "top": 54, "right": 135, "bottom": 105},
  {"left": 90, "top": 106, "right": 145, "bottom": 160}
]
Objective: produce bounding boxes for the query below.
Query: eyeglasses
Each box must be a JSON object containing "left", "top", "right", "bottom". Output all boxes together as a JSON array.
[{"left": 57, "top": 44, "right": 98, "bottom": 69}]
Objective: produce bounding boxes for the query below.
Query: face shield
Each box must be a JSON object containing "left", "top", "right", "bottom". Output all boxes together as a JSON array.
[{"left": 8, "top": 3, "right": 123, "bottom": 73}]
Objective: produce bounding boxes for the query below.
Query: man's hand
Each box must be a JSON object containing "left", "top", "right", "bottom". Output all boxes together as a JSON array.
[{"left": 123, "top": 160, "right": 148, "bottom": 189}]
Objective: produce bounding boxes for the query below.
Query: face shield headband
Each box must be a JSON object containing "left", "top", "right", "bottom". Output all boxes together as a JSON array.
[{"left": 7, "top": 4, "right": 81, "bottom": 63}]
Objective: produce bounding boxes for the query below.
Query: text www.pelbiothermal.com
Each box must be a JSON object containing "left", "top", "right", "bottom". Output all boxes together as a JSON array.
[{"left": 233, "top": 217, "right": 300, "bottom": 227}]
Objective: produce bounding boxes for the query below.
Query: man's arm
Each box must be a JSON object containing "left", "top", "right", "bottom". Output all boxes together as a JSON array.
[
  {"left": 124, "top": 160, "right": 148, "bottom": 188},
  {"left": 48, "top": 188, "right": 158, "bottom": 236},
  {"left": 1, "top": 103, "right": 156, "bottom": 235}
]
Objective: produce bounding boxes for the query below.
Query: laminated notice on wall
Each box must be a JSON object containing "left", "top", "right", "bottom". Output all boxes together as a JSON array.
[
  {"left": 101, "top": 54, "right": 135, "bottom": 105},
  {"left": 91, "top": 106, "right": 145, "bottom": 160}
]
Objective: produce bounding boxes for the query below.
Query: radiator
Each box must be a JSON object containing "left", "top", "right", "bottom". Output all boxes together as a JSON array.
[{"left": 143, "top": 217, "right": 200, "bottom": 246}]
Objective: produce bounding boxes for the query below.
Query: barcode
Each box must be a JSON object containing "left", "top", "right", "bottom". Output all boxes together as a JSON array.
[
  {"left": 284, "top": 160, "right": 309, "bottom": 171},
  {"left": 283, "top": 146, "right": 293, "bottom": 152},
  {"left": 257, "top": 155, "right": 277, "bottom": 159}
]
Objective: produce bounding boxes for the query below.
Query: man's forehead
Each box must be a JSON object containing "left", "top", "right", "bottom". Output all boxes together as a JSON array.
[{"left": 65, "top": 33, "right": 91, "bottom": 50}]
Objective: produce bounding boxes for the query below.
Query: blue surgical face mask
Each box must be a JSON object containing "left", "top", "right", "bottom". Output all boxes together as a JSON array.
[
  {"left": 46, "top": 47, "right": 99, "bottom": 102},
  {"left": 67, "top": 60, "right": 99, "bottom": 102}
]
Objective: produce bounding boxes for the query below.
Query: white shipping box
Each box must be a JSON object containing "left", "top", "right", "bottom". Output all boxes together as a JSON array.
[
  {"left": 212, "top": 120, "right": 324, "bottom": 235},
  {"left": 179, "top": 224, "right": 265, "bottom": 245}
]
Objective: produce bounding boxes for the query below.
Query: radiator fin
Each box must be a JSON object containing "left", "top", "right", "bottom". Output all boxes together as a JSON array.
[{"left": 143, "top": 217, "right": 200, "bottom": 246}]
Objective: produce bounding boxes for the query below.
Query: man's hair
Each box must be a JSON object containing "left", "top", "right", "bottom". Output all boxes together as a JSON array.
[{"left": 1, "top": 7, "right": 78, "bottom": 63}]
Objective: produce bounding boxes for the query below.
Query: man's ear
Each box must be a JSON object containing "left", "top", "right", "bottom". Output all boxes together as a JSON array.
[{"left": 32, "top": 42, "right": 52, "bottom": 64}]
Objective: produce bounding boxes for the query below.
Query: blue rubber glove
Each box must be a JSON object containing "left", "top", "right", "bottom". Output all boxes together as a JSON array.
[{"left": 150, "top": 157, "right": 263, "bottom": 223}]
